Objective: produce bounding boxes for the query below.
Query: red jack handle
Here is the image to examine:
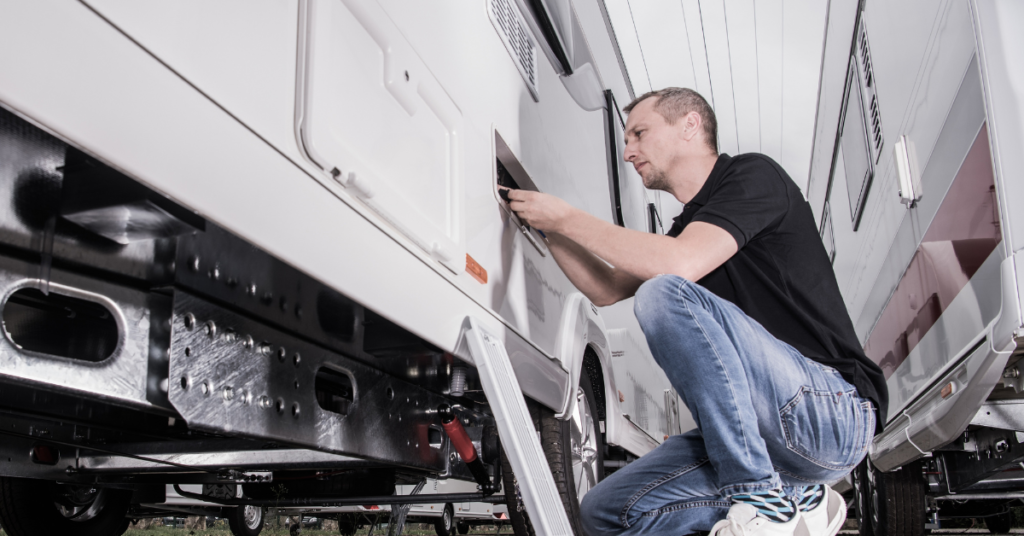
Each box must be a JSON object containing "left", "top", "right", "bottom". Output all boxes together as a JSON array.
[{"left": 438, "top": 404, "right": 492, "bottom": 488}]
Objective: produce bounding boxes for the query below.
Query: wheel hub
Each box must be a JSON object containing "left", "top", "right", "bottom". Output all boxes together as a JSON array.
[
  {"left": 243, "top": 505, "right": 262, "bottom": 530},
  {"left": 570, "top": 386, "right": 600, "bottom": 501},
  {"left": 53, "top": 485, "right": 108, "bottom": 522}
]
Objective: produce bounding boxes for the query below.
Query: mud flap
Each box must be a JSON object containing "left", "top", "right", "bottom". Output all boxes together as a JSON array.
[{"left": 458, "top": 317, "right": 572, "bottom": 536}]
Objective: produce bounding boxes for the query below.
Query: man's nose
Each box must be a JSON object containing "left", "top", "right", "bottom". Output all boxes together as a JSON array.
[{"left": 623, "top": 143, "right": 637, "bottom": 162}]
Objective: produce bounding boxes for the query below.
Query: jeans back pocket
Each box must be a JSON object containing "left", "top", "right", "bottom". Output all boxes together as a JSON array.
[{"left": 780, "top": 387, "right": 872, "bottom": 472}]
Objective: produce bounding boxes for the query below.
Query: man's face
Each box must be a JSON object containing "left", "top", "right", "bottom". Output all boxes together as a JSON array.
[{"left": 623, "top": 99, "right": 679, "bottom": 191}]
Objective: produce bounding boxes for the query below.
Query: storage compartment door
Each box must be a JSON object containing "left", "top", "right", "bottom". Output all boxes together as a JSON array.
[{"left": 299, "top": 0, "right": 464, "bottom": 273}]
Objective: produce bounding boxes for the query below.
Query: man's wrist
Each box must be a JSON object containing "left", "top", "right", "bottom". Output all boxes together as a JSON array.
[{"left": 553, "top": 206, "right": 582, "bottom": 236}]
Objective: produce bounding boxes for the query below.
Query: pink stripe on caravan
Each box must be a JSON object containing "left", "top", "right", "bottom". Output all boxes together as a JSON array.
[{"left": 863, "top": 126, "right": 1000, "bottom": 380}]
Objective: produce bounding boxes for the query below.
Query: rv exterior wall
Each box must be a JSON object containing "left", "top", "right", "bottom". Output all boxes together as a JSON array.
[{"left": 972, "top": 0, "right": 1024, "bottom": 319}]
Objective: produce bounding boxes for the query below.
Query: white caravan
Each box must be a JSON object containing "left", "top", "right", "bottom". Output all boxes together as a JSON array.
[
  {"left": 0, "top": 1, "right": 689, "bottom": 536},
  {"left": 806, "top": 0, "right": 1024, "bottom": 533}
]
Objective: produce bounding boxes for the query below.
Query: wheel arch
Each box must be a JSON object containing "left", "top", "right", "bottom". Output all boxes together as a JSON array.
[{"left": 554, "top": 294, "right": 612, "bottom": 420}]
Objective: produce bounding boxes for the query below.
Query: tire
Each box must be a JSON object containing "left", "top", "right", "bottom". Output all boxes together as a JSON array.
[
  {"left": 227, "top": 504, "right": 265, "bottom": 536},
  {"left": 853, "top": 460, "right": 873, "bottom": 536},
  {"left": 338, "top": 513, "right": 359, "bottom": 536},
  {"left": 868, "top": 459, "right": 926, "bottom": 536},
  {"left": 0, "top": 477, "right": 132, "bottom": 536},
  {"left": 457, "top": 521, "right": 470, "bottom": 534},
  {"left": 503, "top": 370, "right": 605, "bottom": 536},
  {"left": 434, "top": 503, "right": 454, "bottom": 536},
  {"left": 984, "top": 511, "right": 1013, "bottom": 534}
]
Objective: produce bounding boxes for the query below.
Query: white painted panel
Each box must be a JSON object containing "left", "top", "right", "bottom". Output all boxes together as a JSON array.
[
  {"left": 680, "top": 0, "right": 715, "bottom": 103},
  {"left": 574, "top": 0, "right": 633, "bottom": 105},
  {"left": 780, "top": 0, "right": 827, "bottom": 191},
  {"left": 755, "top": 0, "right": 784, "bottom": 161},
  {"left": 302, "top": 0, "right": 465, "bottom": 272},
  {"left": 602, "top": 0, "right": 653, "bottom": 94},
  {"left": 973, "top": 0, "right": 1024, "bottom": 254},
  {"left": 724, "top": 0, "right": 761, "bottom": 154},
  {"left": 79, "top": 0, "right": 303, "bottom": 173},
  {"left": 806, "top": 0, "right": 858, "bottom": 225},
  {"left": 628, "top": 0, "right": 695, "bottom": 90},
  {"left": 700, "top": 0, "right": 740, "bottom": 155}
]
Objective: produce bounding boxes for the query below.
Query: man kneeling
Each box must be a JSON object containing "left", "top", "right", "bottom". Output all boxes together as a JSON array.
[{"left": 503, "top": 87, "right": 886, "bottom": 536}]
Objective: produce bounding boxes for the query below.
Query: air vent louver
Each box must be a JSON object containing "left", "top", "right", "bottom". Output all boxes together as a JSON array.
[
  {"left": 855, "top": 22, "right": 883, "bottom": 164},
  {"left": 488, "top": 0, "right": 540, "bottom": 100}
]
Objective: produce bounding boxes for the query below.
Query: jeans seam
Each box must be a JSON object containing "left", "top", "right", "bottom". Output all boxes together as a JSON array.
[
  {"left": 775, "top": 466, "right": 827, "bottom": 484},
  {"left": 675, "top": 279, "right": 754, "bottom": 467},
  {"left": 640, "top": 499, "right": 732, "bottom": 517},
  {"left": 620, "top": 457, "right": 710, "bottom": 528}
]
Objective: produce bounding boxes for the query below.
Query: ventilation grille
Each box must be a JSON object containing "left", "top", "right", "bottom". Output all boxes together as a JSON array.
[
  {"left": 488, "top": 0, "right": 539, "bottom": 99},
  {"left": 856, "top": 23, "right": 883, "bottom": 164}
]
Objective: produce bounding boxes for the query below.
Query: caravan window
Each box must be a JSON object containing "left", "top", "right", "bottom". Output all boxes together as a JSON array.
[{"left": 840, "top": 63, "right": 873, "bottom": 231}]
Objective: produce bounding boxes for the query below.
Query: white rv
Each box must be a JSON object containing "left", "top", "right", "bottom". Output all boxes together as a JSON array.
[
  {"left": 807, "top": 0, "right": 1024, "bottom": 533},
  {"left": 0, "top": 1, "right": 688, "bottom": 535}
]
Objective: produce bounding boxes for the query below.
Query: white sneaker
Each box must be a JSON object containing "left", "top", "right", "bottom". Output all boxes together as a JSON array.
[
  {"left": 800, "top": 485, "right": 846, "bottom": 536},
  {"left": 710, "top": 503, "right": 810, "bottom": 536}
]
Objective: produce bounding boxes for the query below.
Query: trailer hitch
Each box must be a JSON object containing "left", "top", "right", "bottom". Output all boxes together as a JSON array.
[{"left": 438, "top": 404, "right": 501, "bottom": 494}]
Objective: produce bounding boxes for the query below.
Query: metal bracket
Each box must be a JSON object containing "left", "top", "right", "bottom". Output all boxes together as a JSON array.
[
  {"left": 167, "top": 291, "right": 453, "bottom": 471},
  {"left": 457, "top": 317, "right": 572, "bottom": 536}
]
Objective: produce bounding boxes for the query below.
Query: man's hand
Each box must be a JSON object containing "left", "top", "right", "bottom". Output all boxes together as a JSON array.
[{"left": 502, "top": 188, "right": 577, "bottom": 234}]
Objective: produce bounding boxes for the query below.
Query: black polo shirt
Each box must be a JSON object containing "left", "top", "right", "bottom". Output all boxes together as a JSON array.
[{"left": 667, "top": 153, "right": 887, "bottom": 430}]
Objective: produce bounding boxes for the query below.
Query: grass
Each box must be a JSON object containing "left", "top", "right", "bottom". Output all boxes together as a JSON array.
[{"left": 115, "top": 519, "right": 510, "bottom": 536}]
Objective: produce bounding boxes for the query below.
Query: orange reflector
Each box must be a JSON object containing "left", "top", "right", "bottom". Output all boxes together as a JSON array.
[
  {"left": 364, "top": 505, "right": 380, "bottom": 510},
  {"left": 495, "top": 512, "right": 508, "bottom": 520},
  {"left": 941, "top": 382, "right": 956, "bottom": 399},
  {"left": 618, "top": 390, "right": 625, "bottom": 403},
  {"left": 466, "top": 254, "right": 487, "bottom": 284}
]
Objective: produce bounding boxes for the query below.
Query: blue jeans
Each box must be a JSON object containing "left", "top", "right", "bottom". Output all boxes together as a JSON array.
[{"left": 581, "top": 275, "right": 875, "bottom": 535}]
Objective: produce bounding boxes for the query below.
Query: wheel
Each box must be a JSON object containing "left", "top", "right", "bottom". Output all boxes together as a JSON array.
[
  {"left": 227, "top": 504, "right": 265, "bottom": 536},
  {"left": 0, "top": 477, "right": 132, "bottom": 536},
  {"left": 457, "top": 521, "right": 470, "bottom": 534},
  {"left": 853, "top": 460, "right": 873, "bottom": 536},
  {"left": 984, "top": 511, "right": 1013, "bottom": 534},
  {"left": 434, "top": 503, "right": 454, "bottom": 536},
  {"left": 338, "top": 513, "right": 359, "bottom": 536},
  {"left": 866, "top": 459, "right": 926, "bottom": 536},
  {"left": 503, "top": 369, "right": 605, "bottom": 536}
]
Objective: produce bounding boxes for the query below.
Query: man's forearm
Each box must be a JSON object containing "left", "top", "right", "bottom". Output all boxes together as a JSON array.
[
  {"left": 546, "top": 233, "right": 641, "bottom": 306},
  {"left": 555, "top": 208, "right": 736, "bottom": 284}
]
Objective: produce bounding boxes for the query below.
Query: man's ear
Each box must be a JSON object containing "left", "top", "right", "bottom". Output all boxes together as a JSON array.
[{"left": 681, "top": 111, "right": 702, "bottom": 142}]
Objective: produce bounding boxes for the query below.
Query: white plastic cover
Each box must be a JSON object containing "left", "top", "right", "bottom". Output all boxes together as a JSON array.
[{"left": 298, "top": 0, "right": 465, "bottom": 273}]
